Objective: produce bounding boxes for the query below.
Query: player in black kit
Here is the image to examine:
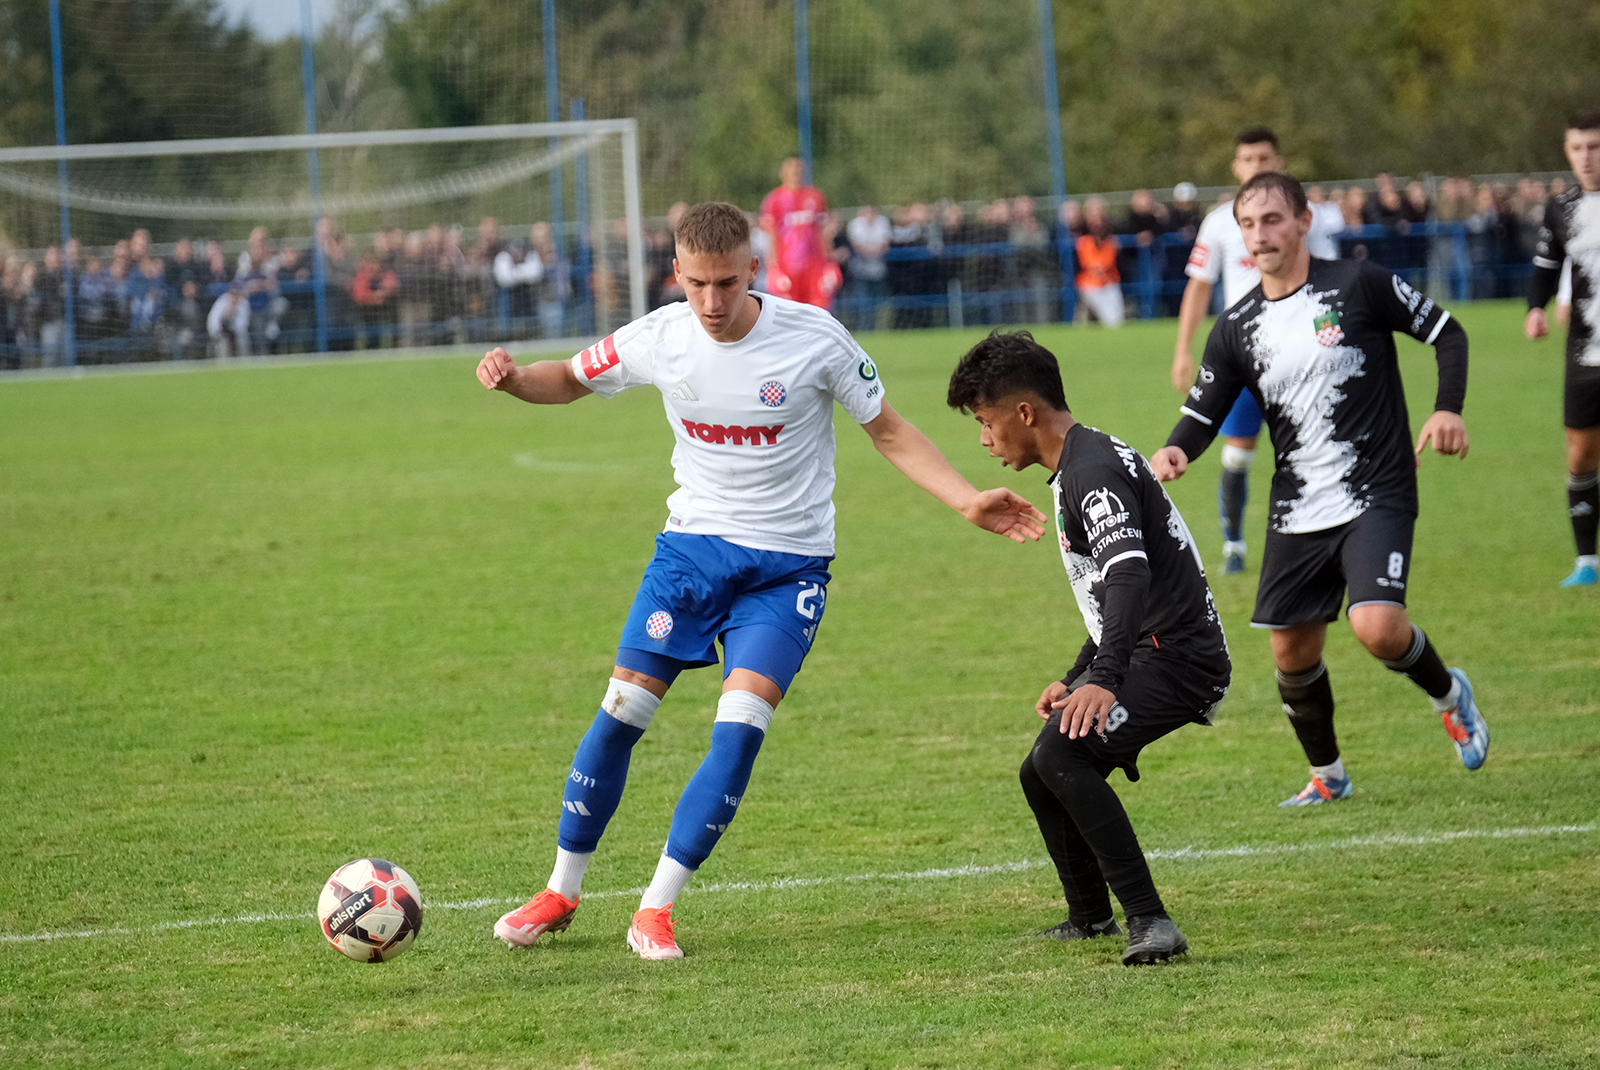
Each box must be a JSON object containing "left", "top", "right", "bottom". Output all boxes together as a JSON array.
[
  {"left": 1526, "top": 108, "right": 1600, "bottom": 588},
  {"left": 948, "top": 330, "right": 1230, "bottom": 965},
  {"left": 1151, "top": 172, "right": 1489, "bottom": 807}
]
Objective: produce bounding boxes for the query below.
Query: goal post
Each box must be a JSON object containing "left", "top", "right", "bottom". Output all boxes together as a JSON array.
[{"left": 0, "top": 120, "right": 645, "bottom": 365}]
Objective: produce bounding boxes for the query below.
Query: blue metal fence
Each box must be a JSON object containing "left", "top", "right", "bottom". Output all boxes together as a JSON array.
[{"left": 0, "top": 219, "right": 1544, "bottom": 369}]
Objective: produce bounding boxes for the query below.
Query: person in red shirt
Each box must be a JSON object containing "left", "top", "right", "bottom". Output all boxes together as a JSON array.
[
  {"left": 759, "top": 157, "right": 842, "bottom": 310},
  {"left": 352, "top": 249, "right": 399, "bottom": 349}
]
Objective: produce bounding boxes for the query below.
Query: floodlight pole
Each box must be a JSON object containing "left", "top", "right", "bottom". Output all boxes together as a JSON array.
[
  {"left": 301, "top": 0, "right": 330, "bottom": 354},
  {"left": 49, "top": 0, "right": 77, "bottom": 366},
  {"left": 572, "top": 98, "right": 593, "bottom": 335},
  {"left": 544, "top": 0, "right": 565, "bottom": 247},
  {"left": 795, "top": 0, "right": 814, "bottom": 182},
  {"left": 1037, "top": 0, "right": 1067, "bottom": 203},
  {"left": 1036, "top": 0, "right": 1074, "bottom": 323}
]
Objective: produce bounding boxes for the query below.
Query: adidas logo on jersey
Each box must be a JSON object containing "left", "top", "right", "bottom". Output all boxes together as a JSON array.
[
  {"left": 671, "top": 381, "right": 698, "bottom": 401},
  {"left": 681, "top": 419, "right": 784, "bottom": 446}
]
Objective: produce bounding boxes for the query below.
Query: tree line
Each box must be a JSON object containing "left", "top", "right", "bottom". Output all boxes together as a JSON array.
[{"left": 2, "top": 0, "right": 1597, "bottom": 242}]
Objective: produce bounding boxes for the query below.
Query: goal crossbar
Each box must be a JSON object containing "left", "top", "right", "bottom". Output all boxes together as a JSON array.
[
  {"left": 0, "top": 119, "right": 638, "bottom": 162},
  {"left": 1, "top": 119, "right": 647, "bottom": 323}
]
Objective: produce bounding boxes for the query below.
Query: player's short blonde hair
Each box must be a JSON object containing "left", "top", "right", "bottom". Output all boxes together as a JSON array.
[{"left": 674, "top": 202, "right": 751, "bottom": 257}]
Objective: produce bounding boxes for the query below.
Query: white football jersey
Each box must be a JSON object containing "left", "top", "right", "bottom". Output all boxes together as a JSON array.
[
  {"left": 572, "top": 293, "right": 885, "bottom": 556},
  {"left": 1187, "top": 199, "right": 1343, "bottom": 307}
]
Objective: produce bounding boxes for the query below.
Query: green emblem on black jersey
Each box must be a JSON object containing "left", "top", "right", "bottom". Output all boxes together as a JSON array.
[{"left": 1313, "top": 310, "right": 1344, "bottom": 346}]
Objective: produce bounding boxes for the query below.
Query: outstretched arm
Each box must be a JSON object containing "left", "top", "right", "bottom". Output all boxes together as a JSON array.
[
  {"left": 476, "top": 346, "right": 592, "bottom": 405},
  {"left": 1171, "top": 277, "right": 1213, "bottom": 391},
  {"left": 861, "top": 401, "right": 1046, "bottom": 542}
]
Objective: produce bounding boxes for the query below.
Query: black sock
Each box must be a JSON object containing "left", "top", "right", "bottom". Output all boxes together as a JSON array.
[
  {"left": 1219, "top": 469, "right": 1248, "bottom": 542},
  {"left": 1277, "top": 660, "right": 1339, "bottom": 767},
  {"left": 1570, "top": 473, "right": 1599, "bottom": 557},
  {"left": 1380, "top": 624, "right": 1454, "bottom": 700}
]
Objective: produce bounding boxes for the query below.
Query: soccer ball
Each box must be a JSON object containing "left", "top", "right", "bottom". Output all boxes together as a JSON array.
[{"left": 317, "top": 858, "right": 424, "bottom": 963}]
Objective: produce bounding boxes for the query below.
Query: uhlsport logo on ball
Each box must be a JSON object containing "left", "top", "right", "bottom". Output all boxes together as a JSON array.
[
  {"left": 317, "top": 858, "right": 424, "bottom": 963},
  {"left": 645, "top": 610, "right": 674, "bottom": 639}
]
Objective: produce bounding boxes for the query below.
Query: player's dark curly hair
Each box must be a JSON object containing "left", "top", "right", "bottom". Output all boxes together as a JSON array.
[
  {"left": 946, "top": 330, "right": 1070, "bottom": 414},
  {"left": 1569, "top": 109, "right": 1600, "bottom": 133},
  {"left": 1236, "top": 126, "right": 1279, "bottom": 150},
  {"left": 675, "top": 202, "right": 751, "bottom": 256},
  {"left": 1233, "top": 171, "right": 1309, "bottom": 219}
]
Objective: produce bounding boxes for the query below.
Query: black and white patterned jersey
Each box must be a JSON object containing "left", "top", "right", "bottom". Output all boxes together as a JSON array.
[
  {"left": 1049, "top": 424, "right": 1228, "bottom": 684},
  {"left": 1170, "top": 258, "right": 1466, "bottom": 534},
  {"left": 1532, "top": 189, "right": 1600, "bottom": 371}
]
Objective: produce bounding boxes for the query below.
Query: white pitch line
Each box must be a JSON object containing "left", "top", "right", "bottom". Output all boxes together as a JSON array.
[{"left": 3, "top": 823, "right": 1591, "bottom": 945}]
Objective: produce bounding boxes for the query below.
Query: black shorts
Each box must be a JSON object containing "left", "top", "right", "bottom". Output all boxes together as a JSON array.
[
  {"left": 1252, "top": 506, "right": 1415, "bottom": 629},
  {"left": 1045, "top": 646, "right": 1230, "bottom": 782},
  {"left": 1565, "top": 363, "right": 1600, "bottom": 431}
]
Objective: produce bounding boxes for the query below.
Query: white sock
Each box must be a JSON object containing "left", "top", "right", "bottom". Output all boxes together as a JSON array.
[
  {"left": 1311, "top": 757, "right": 1347, "bottom": 783},
  {"left": 1430, "top": 676, "right": 1462, "bottom": 713},
  {"left": 547, "top": 847, "right": 592, "bottom": 900},
  {"left": 1579, "top": 554, "right": 1599, "bottom": 570},
  {"left": 640, "top": 853, "right": 695, "bottom": 911}
]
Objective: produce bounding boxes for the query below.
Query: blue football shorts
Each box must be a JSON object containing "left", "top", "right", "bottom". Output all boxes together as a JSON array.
[
  {"left": 614, "top": 533, "right": 832, "bottom": 694},
  {"left": 1218, "top": 390, "right": 1264, "bottom": 439}
]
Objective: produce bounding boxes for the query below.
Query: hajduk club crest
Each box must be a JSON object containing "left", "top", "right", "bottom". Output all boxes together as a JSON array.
[{"left": 1313, "top": 310, "right": 1344, "bottom": 347}]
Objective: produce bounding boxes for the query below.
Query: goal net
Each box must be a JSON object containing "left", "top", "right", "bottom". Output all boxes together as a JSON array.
[{"left": 0, "top": 120, "right": 644, "bottom": 365}]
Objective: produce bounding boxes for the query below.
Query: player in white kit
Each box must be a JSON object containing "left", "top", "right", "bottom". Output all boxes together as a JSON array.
[
  {"left": 476, "top": 202, "right": 1046, "bottom": 959},
  {"left": 1171, "top": 128, "right": 1343, "bottom": 574}
]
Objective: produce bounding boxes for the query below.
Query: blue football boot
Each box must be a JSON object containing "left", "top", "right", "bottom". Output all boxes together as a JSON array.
[{"left": 1441, "top": 667, "right": 1489, "bottom": 771}]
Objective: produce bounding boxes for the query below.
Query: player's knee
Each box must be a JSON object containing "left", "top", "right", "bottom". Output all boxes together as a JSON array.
[
  {"left": 1221, "top": 444, "right": 1256, "bottom": 472},
  {"left": 1270, "top": 626, "right": 1325, "bottom": 673},
  {"left": 601, "top": 677, "right": 662, "bottom": 730},
  {"left": 1019, "top": 749, "right": 1044, "bottom": 793},
  {"left": 1349, "top": 607, "right": 1411, "bottom": 659},
  {"left": 1566, "top": 429, "right": 1600, "bottom": 472},
  {"left": 714, "top": 690, "right": 775, "bottom": 734},
  {"left": 1029, "top": 724, "right": 1096, "bottom": 774}
]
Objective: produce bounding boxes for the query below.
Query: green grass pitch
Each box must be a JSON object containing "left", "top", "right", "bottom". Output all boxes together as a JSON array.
[{"left": 1, "top": 300, "right": 1596, "bottom": 1068}]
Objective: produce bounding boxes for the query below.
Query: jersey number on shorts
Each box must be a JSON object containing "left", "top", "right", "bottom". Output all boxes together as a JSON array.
[{"left": 796, "top": 582, "right": 826, "bottom": 619}]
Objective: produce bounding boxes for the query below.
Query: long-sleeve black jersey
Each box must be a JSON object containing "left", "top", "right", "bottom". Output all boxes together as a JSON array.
[
  {"left": 1530, "top": 188, "right": 1600, "bottom": 373},
  {"left": 1049, "top": 424, "right": 1229, "bottom": 693},
  {"left": 1168, "top": 257, "right": 1468, "bottom": 534}
]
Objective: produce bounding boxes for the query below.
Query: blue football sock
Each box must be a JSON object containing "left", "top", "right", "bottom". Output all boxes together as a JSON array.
[
  {"left": 664, "top": 719, "right": 767, "bottom": 869},
  {"left": 557, "top": 708, "right": 646, "bottom": 854}
]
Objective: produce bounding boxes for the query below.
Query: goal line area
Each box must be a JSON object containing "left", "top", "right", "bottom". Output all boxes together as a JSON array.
[{"left": 0, "top": 121, "right": 645, "bottom": 369}]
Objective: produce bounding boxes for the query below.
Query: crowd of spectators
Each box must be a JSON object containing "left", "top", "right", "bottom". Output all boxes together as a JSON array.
[
  {"left": 0, "top": 172, "right": 1572, "bottom": 367},
  {"left": 806, "top": 173, "right": 1563, "bottom": 329},
  {"left": 0, "top": 216, "right": 595, "bottom": 368}
]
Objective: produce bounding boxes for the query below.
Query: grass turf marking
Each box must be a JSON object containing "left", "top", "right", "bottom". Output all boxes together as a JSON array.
[{"left": 4, "top": 822, "right": 1589, "bottom": 945}]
